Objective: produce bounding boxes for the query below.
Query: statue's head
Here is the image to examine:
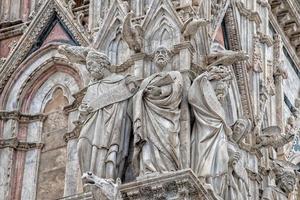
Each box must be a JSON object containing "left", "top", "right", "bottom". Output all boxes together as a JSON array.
[
  {"left": 153, "top": 46, "right": 171, "bottom": 70},
  {"left": 276, "top": 169, "right": 296, "bottom": 195},
  {"left": 287, "top": 116, "right": 296, "bottom": 127},
  {"left": 232, "top": 118, "right": 251, "bottom": 143},
  {"left": 86, "top": 51, "right": 111, "bottom": 80}
]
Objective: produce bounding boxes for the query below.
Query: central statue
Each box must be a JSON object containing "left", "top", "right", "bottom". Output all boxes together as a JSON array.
[{"left": 132, "top": 46, "right": 184, "bottom": 177}]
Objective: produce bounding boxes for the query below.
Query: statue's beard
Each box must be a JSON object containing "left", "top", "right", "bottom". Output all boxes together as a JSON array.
[{"left": 154, "top": 57, "right": 168, "bottom": 69}]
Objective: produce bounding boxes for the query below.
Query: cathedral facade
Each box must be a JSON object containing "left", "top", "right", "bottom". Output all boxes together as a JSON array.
[{"left": 0, "top": 0, "right": 300, "bottom": 199}]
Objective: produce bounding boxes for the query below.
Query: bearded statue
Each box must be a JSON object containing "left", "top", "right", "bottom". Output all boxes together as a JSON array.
[{"left": 153, "top": 46, "right": 171, "bottom": 72}]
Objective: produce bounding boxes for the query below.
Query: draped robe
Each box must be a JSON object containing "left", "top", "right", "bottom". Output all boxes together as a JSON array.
[
  {"left": 78, "top": 74, "right": 134, "bottom": 179},
  {"left": 188, "top": 72, "right": 231, "bottom": 196},
  {"left": 262, "top": 186, "right": 289, "bottom": 200},
  {"left": 133, "top": 71, "right": 183, "bottom": 176}
]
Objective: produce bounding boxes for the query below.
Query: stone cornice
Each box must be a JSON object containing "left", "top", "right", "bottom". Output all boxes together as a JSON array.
[
  {"left": 269, "top": 13, "right": 300, "bottom": 68},
  {"left": 269, "top": 0, "right": 300, "bottom": 63},
  {"left": 0, "top": 21, "right": 30, "bottom": 40},
  {"left": 0, "top": 137, "right": 44, "bottom": 151},
  {"left": 0, "top": 110, "right": 46, "bottom": 123},
  {"left": 173, "top": 41, "right": 196, "bottom": 54}
]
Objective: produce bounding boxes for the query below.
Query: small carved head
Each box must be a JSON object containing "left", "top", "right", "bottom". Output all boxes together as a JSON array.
[
  {"left": 215, "top": 81, "right": 229, "bottom": 103},
  {"left": 232, "top": 118, "right": 251, "bottom": 143},
  {"left": 86, "top": 51, "right": 111, "bottom": 80},
  {"left": 287, "top": 116, "right": 296, "bottom": 127},
  {"left": 275, "top": 168, "right": 296, "bottom": 195},
  {"left": 153, "top": 46, "right": 171, "bottom": 70}
]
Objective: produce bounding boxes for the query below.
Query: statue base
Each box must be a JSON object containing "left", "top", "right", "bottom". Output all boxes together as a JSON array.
[
  {"left": 120, "top": 169, "right": 218, "bottom": 200},
  {"left": 59, "top": 169, "right": 219, "bottom": 200}
]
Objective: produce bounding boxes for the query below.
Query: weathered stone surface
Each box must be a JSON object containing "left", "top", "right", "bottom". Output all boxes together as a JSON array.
[
  {"left": 1, "top": 0, "right": 300, "bottom": 200},
  {"left": 120, "top": 169, "right": 218, "bottom": 200}
]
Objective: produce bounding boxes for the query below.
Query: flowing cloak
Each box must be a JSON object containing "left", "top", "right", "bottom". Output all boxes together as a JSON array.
[
  {"left": 262, "top": 186, "right": 288, "bottom": 200},
  {"left": 79, "top": 74, "right": 134, "bottom": 178},
  {"left": 133, "top": 71, "right": 183, "bottom": 176},
  {"left": 224, "top": 141, "right": 250, "bottom": 200},
  {"left": 188, "top": 72, "right": 231, "bottom": 184}
]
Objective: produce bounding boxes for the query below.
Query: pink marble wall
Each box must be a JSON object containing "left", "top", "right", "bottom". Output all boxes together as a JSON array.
[
  {"left": 42, "top": 23, "right": 72, "bottom": 46},
  {"left": 0, "top": 36, "right": 21, "bottom": 58}
]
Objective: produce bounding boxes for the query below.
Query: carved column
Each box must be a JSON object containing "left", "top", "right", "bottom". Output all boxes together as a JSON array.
[
  {"left": 0, "top": 143, "right": 15, "bottom": 200},
  {"left": 273, "top": 35, "right": 287, "bottom": 133},
  {"left": 63, "top": 102, "right": 82, "bottom": 196},
  {"left": 63, "top": 128, "right": 80, "bottom": 196},
  {"left": 174, "top": 42, "right": 194, "bottom": 168},
  {"left": 20, "top": 119, "right": 44, "bottom": 200}
]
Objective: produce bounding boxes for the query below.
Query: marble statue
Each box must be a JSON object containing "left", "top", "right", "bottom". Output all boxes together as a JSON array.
[
  {"left": 59, "top": 45, "right": 137, "bottom": 181},
  {"left": 188, "top": 68, "right": 232, "bottom": 197},
  {"left": 132, "top": 70, "right": 183, "bottom": 177},
  {"left": 224, "top": 118, "right": 251, "bottom": 200},
  {"left": 262, "top": 161, "right": 297, "bottom": 200}
]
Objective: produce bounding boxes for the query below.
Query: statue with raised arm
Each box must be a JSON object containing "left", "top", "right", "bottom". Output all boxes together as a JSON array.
[{"left": 58, "top": 45, "right": 137, "bottom": 182}]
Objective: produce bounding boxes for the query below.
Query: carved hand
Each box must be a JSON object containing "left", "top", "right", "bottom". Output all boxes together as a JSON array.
[
  {"left": 229, "top": 151, "right": 240, "bottom": 166},
  {"left": 79, "top": 102, "right": 93, "bottom": 115},
  {"left": 144, "top": 86, "right": 162, "bottom": 97}
]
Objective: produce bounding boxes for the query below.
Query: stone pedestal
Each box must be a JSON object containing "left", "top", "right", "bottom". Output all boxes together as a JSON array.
[
  {"left": 120, "top": 169, "right": 218, "bottom": 200},
  {"left": 58, "top": 169, "right": 218, "bottom": 200}
]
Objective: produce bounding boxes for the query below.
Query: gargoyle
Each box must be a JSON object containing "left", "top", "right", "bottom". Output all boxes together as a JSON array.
[
  {"left": 207, "top": 50, "right": 249, "bottom": 67},
  {"left": 182, "top": 17, "right": 209, "bottom": 40},
  {"left": 122, "top": 12, "right": 143, "bottom": 52},
  {"left": 255, "top": 126, "right": 295, "bottom": 149},
  {"left": 58, "top": 44, "right": 93, "bottom": 65},
  {"left": 82, "top": 172, "right": 122, "bottom": 200}
]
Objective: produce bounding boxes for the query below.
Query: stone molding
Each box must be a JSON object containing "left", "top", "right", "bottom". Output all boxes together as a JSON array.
[
  {"left": 0, "top": 110, "right": 46, "bottom": 123},
  {"left": 225, "top": 3, "right": 254, "bottom": 120},
  {"left": 0, "top": 137, "right": 44, "bottom": 151}
]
